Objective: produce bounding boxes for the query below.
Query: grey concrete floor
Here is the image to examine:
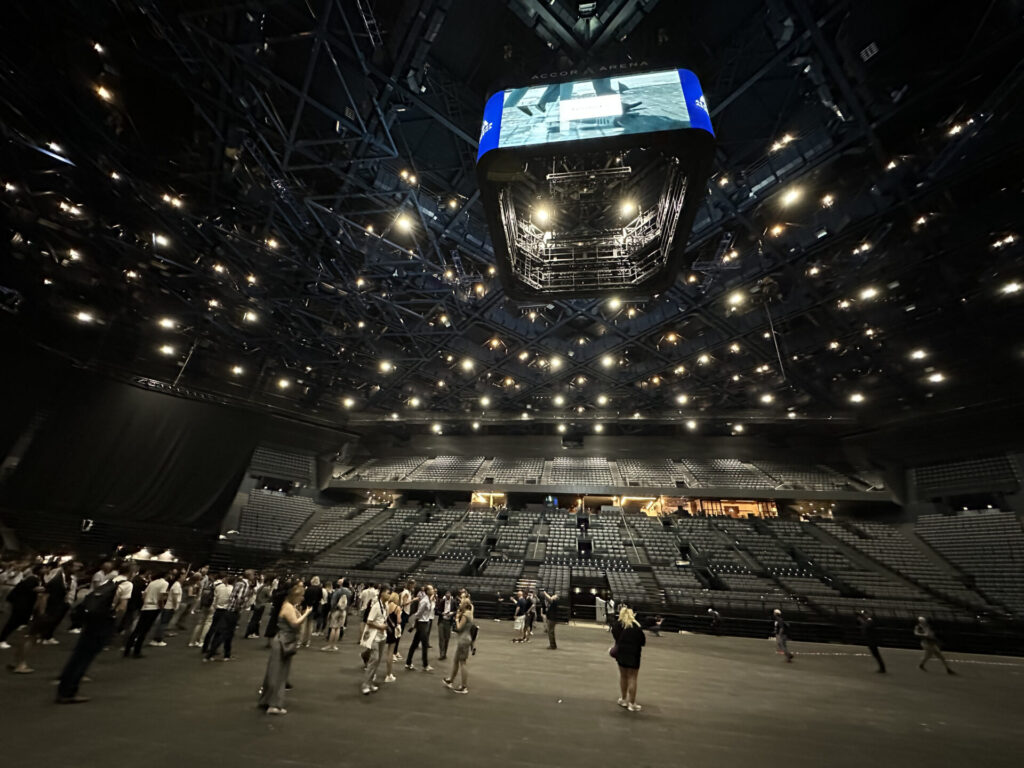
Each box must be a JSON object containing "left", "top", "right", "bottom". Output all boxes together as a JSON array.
[{"left": 1, "top": 621, "right": 1022, "bottom": 768}]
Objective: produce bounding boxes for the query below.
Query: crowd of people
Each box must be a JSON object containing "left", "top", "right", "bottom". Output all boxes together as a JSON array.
[{"left": 1, "top": 555, "right": 958, "bottom": 713}]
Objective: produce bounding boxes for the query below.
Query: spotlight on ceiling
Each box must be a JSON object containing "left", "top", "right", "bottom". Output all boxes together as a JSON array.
[
  {"left": 159, "top": 345, "right": 175, "bottom": 356},
  {"left": 675, "top": 394, "right": 689, "bottom": 405},
  {"left": 472, "top": 421, "right": 480, "bottom": 430},
  {"left": 460, "top": 358, "right": 475, "bottom": 371},
  {"left": 849, "top": 392, "right": 865, "bottom": 404},
  {"left": 601, "top": 354, "right": 615, "bottom": 368},
  {"left": 342, "top": 397, "right": 355, "bottom": 409},
  {"left": 685, "top": 420, "right": 697, "bottom": 430},
  {"left": 231, "top": 365, "right": 244, "bottom": 376},
  {"left": 557, "top": 424, "right": 567, "bottom": 434},
  {"left": 760, "top": 393, "right": 774, "bottom": 404},
  {"left": 158, "top": 317, "right": 175, "bottom": 329},
  {"left": 277, "top": 378, "right": 290, "bottom": 389},
  {"left": 927, "top": 372, "right": 945, "bottom": 383},
  {"left": 594, "top": 423, "right": 604, "bottom": 433},
  {"left": 396, "top": 214, "right": 412, "bottom": 231},
  {"left": 75, "top": 311, "right": 94, "bottom": 324},
  {"left": 909, "top": 349, "right": 928, "bottom": 360},
  {"left": 553, "top": 395, "right": 565, "bottom": 406},
  {"left": 480, "top": 396, "right": 491, "bottom": 407},
  {"left": 780, "top": 187, "right": 802, "bottom": 207},
  {"left": 596, "top": 394, "right": 609, "bottom": 406},
  {"left": 379, "top": 360, "right": 393, "bottom": 373},
  {"left": 431, "top": 423, "right": 443, "bottom": 434}
]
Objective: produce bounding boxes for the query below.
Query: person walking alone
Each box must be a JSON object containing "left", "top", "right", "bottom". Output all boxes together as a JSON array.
[
  {"left": 914, "top": 616, "right": 955, "bottom": 674},
  {"left": 611, "top": 606, "right": 646, "bottom": 712},
  {"left": 442, "top": 597, "right": 476, "bottom": 695},
  {"left": 258, "top": 581, "right": 311, "bottom": 715},
  {"left": 773, "top": 608, "right": 794, "bottom": 662},
  {"left": 541, "top": 590, "right": 560, "bottom": 650},
  {"left": 857, "top": 610, "right": 886, "bottom": 673}
]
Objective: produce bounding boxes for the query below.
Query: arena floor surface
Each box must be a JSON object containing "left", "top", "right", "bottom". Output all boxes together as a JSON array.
[{"left": 1, "top": 621, "right": 1022, "bottom": 767}]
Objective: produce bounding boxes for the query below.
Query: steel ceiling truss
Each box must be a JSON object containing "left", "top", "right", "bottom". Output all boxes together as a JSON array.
[{"left": 17, "top": 0, "right": 1010, "bottom": 426}]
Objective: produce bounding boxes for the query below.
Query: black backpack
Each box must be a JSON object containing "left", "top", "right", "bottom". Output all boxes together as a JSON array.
[{"left": 71, "top": 579, "right": 119, "bottom": 624}]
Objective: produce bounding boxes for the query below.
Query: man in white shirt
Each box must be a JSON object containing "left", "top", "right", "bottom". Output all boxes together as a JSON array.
[
  {"left": 124, "top": 570, "right": 167, "bottom": 658},
  {"left": 404, "top": 585, "right": 435, "bottom": 672},
  {"left": 151, "top": 570, "right": 182, "bottom": 646},
  {"left": 358, "top": 583, "right": 378, "bottom": 638},
  {"left": 90, "top": 561, "right": 114, "bottom": 591},
  {"left": 361, "top": 585, "right": 391, "bottom": 695},
  {"left": 201, "top": 575, "right": 235, "bottom": 655}
]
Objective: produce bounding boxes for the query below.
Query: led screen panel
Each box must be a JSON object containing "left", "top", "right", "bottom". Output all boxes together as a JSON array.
[{"left": 478, "top": 68, "right": 711, "bottom": 160}]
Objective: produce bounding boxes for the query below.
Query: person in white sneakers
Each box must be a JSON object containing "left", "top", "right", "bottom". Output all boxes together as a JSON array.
[
  {"left": 382, "top": 591, "right": 402, "bottom": 682},
  {"left": 361, "top": 585, "right": 391, "bottom": 695},
  {"left": 151, "top": 570, "right": 181, "bottom": 646},
  {"left": 124, "top": 570, "right": 167, "bottom": 658}
]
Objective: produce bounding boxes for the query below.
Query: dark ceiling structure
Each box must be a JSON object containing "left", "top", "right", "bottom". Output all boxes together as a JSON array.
[{"left": 1, "top": 0, "right": 1022, "bottom": 441}]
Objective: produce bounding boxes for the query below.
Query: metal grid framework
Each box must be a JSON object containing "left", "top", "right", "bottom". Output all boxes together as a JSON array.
[{"left": 0, "top": 0, "right": 1021, "bottom": 436}]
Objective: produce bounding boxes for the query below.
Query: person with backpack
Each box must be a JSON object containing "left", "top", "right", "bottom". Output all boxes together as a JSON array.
[
  {"left": 56, "top": 561, "right": 133, "bottom": 703},
  {"left": 321, "top": 579, "right": 349, "bottom": 652},
  {"left": 188, "top": 572, "right": 219, "bottom": 647}
]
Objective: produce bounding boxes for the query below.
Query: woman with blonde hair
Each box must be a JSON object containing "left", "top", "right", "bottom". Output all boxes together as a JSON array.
[
  {"left": 258, "top": 580, "right": 311, "bottom": 715},
  {"left": 383, "top": 590, "right": 402, "bottom": 682},
  {"left": 443, "top": 597, "right": 475, "bottom": 694},
  {"left": 611, "top": 605, "right": 646, "bottom": 712}
]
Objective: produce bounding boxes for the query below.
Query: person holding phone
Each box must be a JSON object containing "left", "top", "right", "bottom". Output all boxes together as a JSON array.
[{"left": 258, "top": 581, "right": 311, "bottom": 715}]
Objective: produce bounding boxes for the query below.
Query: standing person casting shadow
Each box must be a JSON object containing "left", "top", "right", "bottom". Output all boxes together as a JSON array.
[
  {"left": 258, "top": 581, "right": 311, "bottom": 715},
  {"left": 611, "top": 606, "right": 646, "bottom": 712}
]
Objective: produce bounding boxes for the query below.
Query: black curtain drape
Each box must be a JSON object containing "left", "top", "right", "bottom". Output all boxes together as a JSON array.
[{"left": 3, "top": 375, "right": 263, "bottom": 528}]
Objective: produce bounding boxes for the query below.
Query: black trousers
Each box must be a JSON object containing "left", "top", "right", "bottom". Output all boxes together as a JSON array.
[
  {"left": 868, "top": 643, "right": 886, "bottom": 672},
  {"left": 42, "top": 603, "right": 70, "bottom": 639},
  {"left": 58, "top": 619, "right": 112, "bottom": 698},
  {"left": 246, "top": 605, "right": 266, "bottom": 637},
  {"left": 437, "top": 618, "right": 453, "bottom": 659},
  {"left": 124, "top": 610, "right": 159, "bottom": 656},
  {"left": 0, "top": 607, "right": 31, "bottom": 643},
  {"left": 405, "top": 622, "right": 430, "bottom": 668},
  {"left": 206, "top": 610, "right": 240, "bottom": 659},
  {"left": 203, "top": 608, "right": 227, "bottom": 652}
]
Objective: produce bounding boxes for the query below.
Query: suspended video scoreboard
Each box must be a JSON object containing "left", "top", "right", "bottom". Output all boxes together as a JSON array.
[{"left": 476, "top": 67, "right": 715, "bottom": 300}]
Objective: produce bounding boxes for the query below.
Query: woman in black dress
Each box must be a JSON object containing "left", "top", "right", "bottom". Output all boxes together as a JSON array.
[{"left": 611, "top": 606, "right": 646, "bottom": 712}]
